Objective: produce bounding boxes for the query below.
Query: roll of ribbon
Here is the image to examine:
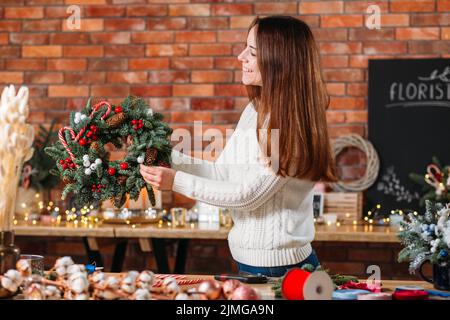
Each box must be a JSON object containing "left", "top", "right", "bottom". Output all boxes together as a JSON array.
[
  {"left": 393, "top": 290, "right": 428, "bottom": 300},
  {"left": 357, "top": 293, "right": 392, "bottom": 300},
  {"left": 332, "top": 289, "right": 371, "bottom": 300},
  {"left": 281, "top": 268, "right": 334, "bottom": 300}
]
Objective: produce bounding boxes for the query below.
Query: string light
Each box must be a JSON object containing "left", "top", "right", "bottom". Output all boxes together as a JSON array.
[{"left": 352, "top": 220, "right": 357, "bottom": 225}]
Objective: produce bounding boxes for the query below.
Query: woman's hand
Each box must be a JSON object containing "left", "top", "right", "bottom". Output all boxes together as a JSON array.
[{"left": 139, "top": 164, "right": 176, "bottom": 191}]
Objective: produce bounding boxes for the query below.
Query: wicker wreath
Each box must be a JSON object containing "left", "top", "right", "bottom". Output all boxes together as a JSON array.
[
  {"left": 328, "top": 134, "right": 380, "bottom": 192},
  {"left": 45, "top": 96, "right": 172, "bottom": 208}
]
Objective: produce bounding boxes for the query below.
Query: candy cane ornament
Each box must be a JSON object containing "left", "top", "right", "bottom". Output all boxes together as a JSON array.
[
  {"left": 58, "top": 126, "right": 77, "bottom": 163},
  {"left": 75, "top": 101, "right": 112, "bottom": 142}
]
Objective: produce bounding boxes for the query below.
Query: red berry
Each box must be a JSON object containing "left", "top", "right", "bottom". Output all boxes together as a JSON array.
[
  {"left": 134, "top": 125, "right": 139, "bottom": 130},
  {"left": 59, "top": 160, "right": 65, "bottom": 165},
  {"left": 86, "top": 131, "right": 92, "bottom": 138},
  {"left": 115, "top": 106, "right": 122, "bottom": 113},
  {"left": 92, "top": 135, "right": 98, "bottom": 141},
  {"left": 70, "top": 163, "right": 76, "bottom": 169},
  {"left": 108, "top": 168, "right": 116, "bottom": 175},
  {"left": 90, "top": 125, "right": 96, "bottom": 130},
  {"left": 79, "top": 138, "right": 87, "bottom": 146},
  {"left": 120, "top": 162, "right": 128, "bottom": 170},
  {"left": 65, "top": 158, "right": 71, "bottom": 163},
  {"left": 62, "top": 164, "right": 68, "bottom": 170},
  {"left": 131, "top": 119, "right": 137, "bottom": 125}
]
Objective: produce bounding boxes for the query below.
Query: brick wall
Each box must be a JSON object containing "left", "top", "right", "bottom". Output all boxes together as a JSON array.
[{"left": 3, "top": 0, "right": 448, "bottom": 277}]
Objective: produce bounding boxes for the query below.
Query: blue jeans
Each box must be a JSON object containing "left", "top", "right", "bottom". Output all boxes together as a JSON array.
[{"left": 236, "top": 250, "right": 320, "bottom": 277}]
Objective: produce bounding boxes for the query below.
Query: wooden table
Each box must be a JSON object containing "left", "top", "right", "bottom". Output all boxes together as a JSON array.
[{"left": 13, "top": 222, "right": 402, "bottom": 274}]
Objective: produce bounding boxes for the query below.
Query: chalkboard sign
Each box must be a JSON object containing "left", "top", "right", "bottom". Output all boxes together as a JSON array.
[{"left": 366, "top": 58, "right": 450, "bottom": 214}]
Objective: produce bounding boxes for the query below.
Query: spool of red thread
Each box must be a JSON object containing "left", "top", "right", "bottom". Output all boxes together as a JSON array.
[
  {"left": 393, "top": 290, "right": 429, "bottom": 300},
  {"left": 281, "top": 268, "right": 334, "bottom": 300}
]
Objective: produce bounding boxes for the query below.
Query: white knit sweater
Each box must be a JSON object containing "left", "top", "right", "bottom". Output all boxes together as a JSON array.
[{"left": 171, "top": 102, "right": 315, "bottom": 267}]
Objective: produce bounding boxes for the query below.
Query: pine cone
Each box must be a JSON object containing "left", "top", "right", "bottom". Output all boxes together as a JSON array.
[
  {"left": 117, "top": 175, "right": 127, "bottom": 185},
  {"left": 90, "top": 142, "right": 101, "bottom": 152},
  {"left": 106, "top": 112, "right": 126, "bottom": 128},
  {"left": 145, "top": 148, "right": 158, "bottom": 166},
  {"left": 112, "top": 193, "right": 127, "bottom": 208}
]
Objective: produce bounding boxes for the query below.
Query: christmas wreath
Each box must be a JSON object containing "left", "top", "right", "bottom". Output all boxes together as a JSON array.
[{"left": 45, "top": 96, "right": 173, "bottom": 208}]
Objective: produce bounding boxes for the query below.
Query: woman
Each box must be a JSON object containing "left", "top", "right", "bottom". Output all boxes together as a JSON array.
[{"left": 140, "top": 16, "right": 336, "bottom": 277}]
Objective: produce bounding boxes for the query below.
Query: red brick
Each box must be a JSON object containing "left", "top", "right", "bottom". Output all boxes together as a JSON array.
[
  {"left": 326, "top": 111, "right": 345, "bottom": 123},
  {"left": 212, "top": 112, "right": 241, "bottom": 124},
  {"left": 172, "top": 111, "right": 212, "bottom": 123},
  {"left": 88, "top": 59, "right": 127, "bottom": 71},
  {"left": 131, "top": 31, "right": 173, "bottom": 43},
  {"left": 232, "top": 43, "right": 245, "bottom": 56},
  {"left": 347, "top": 83, "right": 367, "bottom": 96},
  {"left": 296, "top": 15, "right": 320, "bottom": 27},
  {"left": 66, "top": 0, "right": 107, "bottom": 3},
  {"left": 63, "top": 46, "right": 104, "bottom": 57},
  {"left": 171, "top": 57, "right": 213, "bottom": 69},
  {"left": 5, "top": 7, "right": 44, "bottom": 19},
  {"left": 130, "top": 85, "right": 172, "bottom": 97},
  {"left": 328, "top": 125, "right": 365, "bottom": 138},
  {"left": 0, "top": 72, "right": 23, "bottom": 84},
  {"left": 344, "top": 0, "right": 388, "bottom": 13},
  {"left": 128, "top": 58, "right": 170, "bottom": 70},
  {"left": 23, "top": 20, "right": 60, "bottom": 31},
  {"left": 396, "top": 27, "right": 440, "bottom": 40},
  {"left": 106, "top": 71, "right": 147, "bottom": 84},
  {"left": 48, "top": 85, "right": 88, "bottom": 97},
  {"left": 104, "top": 18, "right": 146, "bottom": 31},
  {"left": 126, "top": 5, "right": 168, "bottom": 17},
  {"left": 390, "top": 0, "right": 435, "bottom": 12},
  {"left": 363, "top": 41, "right": 407, "bottom": 54},
  {"left": 321, "top": 15, "right": 363, "bottom": 28},
  {"left": 255, "top": 2, "right": 297, "bottom": 14},
  {"left": 443, "top": 28, "right": 450, "bottom": 40},
  {"left": 90, "top": 32, "right": 131, "bottom": 44},
  {"left": 22, "top": 45, "right": 62, "bottom": 57},
  {"left": 230, "top": 16, "right": 255, "bottom": 29},
  {"left": 105, "top": 45, "right": 145, "bottom": 57},
  {"left": 380, "top": 14, "right": 410, "bottom": 26},
  {"left": 409, "top": 41, "right": 450, "bottom": 54},
  {"left": 214, "top": 57, "right": 241, "bottom": 70},
  {"left": 320, "top": 55, "right": 348, "bottom": 68},
  {"left": 62, "top": 18, "right": 103, "bottom": 32},
  {"left": 169, "top": 4, "right": 210, "bottom": 16},
  {"left": 323, "top": 69, "right": 364, "bottom": 82},
  {"left": 85, "top": 5, "right": 126, "bottom": 17},
  {"left": 25, "top": 72, "right": 63, "bottom": 84},
  {"left": 325, "top": 83, "right": 346, "bottom": 96},
  {"left": 214, "top": 84, "right": 246, "bottom": 97},
  {"left": 212, "top": 4, "right": 253, "bottom": 15},
  {"left": 192, "top": 70, "right": 232, "bottom": 83},
  {"left": 319, "top": 42, "right": 362, "bottom": 54},
  {"left": 312, "top": 28, "right": 348, "bottom": 41},
  {"left": 173, "top": 84, "right": 214, "bottom": 97},
  {"left": 218, "top": 30, "right": 246, "bottom": 43},
  {"left": 64, "top": 72, "right": 106, "bottom": 84},
  {"left": 175, "top": 31, "right": 216, "bottom": 43},
  {"left": 44, "top": 6, "right": 71, "bottom": 18},
  {"left": 9, "top": 33, "right": 48, "bottom": 45},
  {"left": 349, "top": 54, "right": 390, "bottom": 68},
  {"left": 0, "top": 21, "right": 22, "bottom": 32},
  {"left": 0, "top": 47, "right": 20, "bottom": 58},
  {"left": 5, "top": 59, "right": 46, "bottom": 71},
  {"left": 411, "top": 14, "right": 450, "bottom": 26},
  {"left": 190, "top": 44, "right": 231, "bottom": 56},
  {"left": 346, "top": 111, "right": 368, "bottom": 123},
  {"left": 146, "top": 44, "right": 188, "bottom": 56},
  {"left": 28, "top": 98, "right": 64, "bottom": 111},
  {"left": 300, "top": 1, "right": 343, "bottom": 14},
  {"left": 91, "top": 85, "right": 130, "bottom": 97},
  {"left": 438, "top": 0, "right": 450, "bottom": 11},
  {"left": 349, "top": 28, "right": 395, "bottom": 41},
  {"left": 329, "top": 97, "right": 365, "bottom": 110},
  {"left": 149, "top": 70, "right": 189, "bottom": 83},
  {"left": 149, "top": 97, "right": 190, "bottom": 111},
  {"left": 147, "top": 18, "right": 186, "bottom": 30},
  {"left": 187, "top": 17, "right": 228, "bottom": 29},
  {"left": 47, "top": 59, "right": 87, "bottom": 71},
  {"left": 49, "top": 33, "right": 89, "bottom": 45}
]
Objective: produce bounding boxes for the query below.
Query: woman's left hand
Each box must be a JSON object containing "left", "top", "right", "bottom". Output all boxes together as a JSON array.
[{"left": 139, "top": 164, "right": 176, "bottom": 191}]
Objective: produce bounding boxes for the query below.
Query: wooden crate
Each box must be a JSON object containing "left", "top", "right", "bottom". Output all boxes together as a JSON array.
[{"left": 323, "top": 192, "right": 363, "bottom": 222}]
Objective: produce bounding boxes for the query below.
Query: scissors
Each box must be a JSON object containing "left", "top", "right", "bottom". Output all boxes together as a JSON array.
[{"left": 424, "top": 164, "right": 442, "bottom": 188}]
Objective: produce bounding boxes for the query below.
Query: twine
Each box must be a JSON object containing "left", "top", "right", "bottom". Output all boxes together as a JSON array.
[{"left": 328, "top": 134, "right": 380, "bottom": 192}]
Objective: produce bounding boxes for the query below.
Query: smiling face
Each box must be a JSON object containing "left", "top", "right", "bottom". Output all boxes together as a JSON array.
[{"left": 237, "top": 26, "right": 262, "bottom": 86}]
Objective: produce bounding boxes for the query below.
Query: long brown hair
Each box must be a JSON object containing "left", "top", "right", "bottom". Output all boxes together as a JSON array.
[{"left": 246, "top": 16, "right": 337, "bottom": 182}]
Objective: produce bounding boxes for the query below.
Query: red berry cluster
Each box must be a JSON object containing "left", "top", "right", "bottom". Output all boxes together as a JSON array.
[
  {"left": 59, "top": 158, "right": 75, "bottom": 170},
  {"left": 131, "top": 119, "right": 143, "bottom": 131},
  {"left": 91, "top": 183, "right": 105, "bottom": 193},
  {"left": 86, "top": 125, "right": 98, "bottom": 141}
]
